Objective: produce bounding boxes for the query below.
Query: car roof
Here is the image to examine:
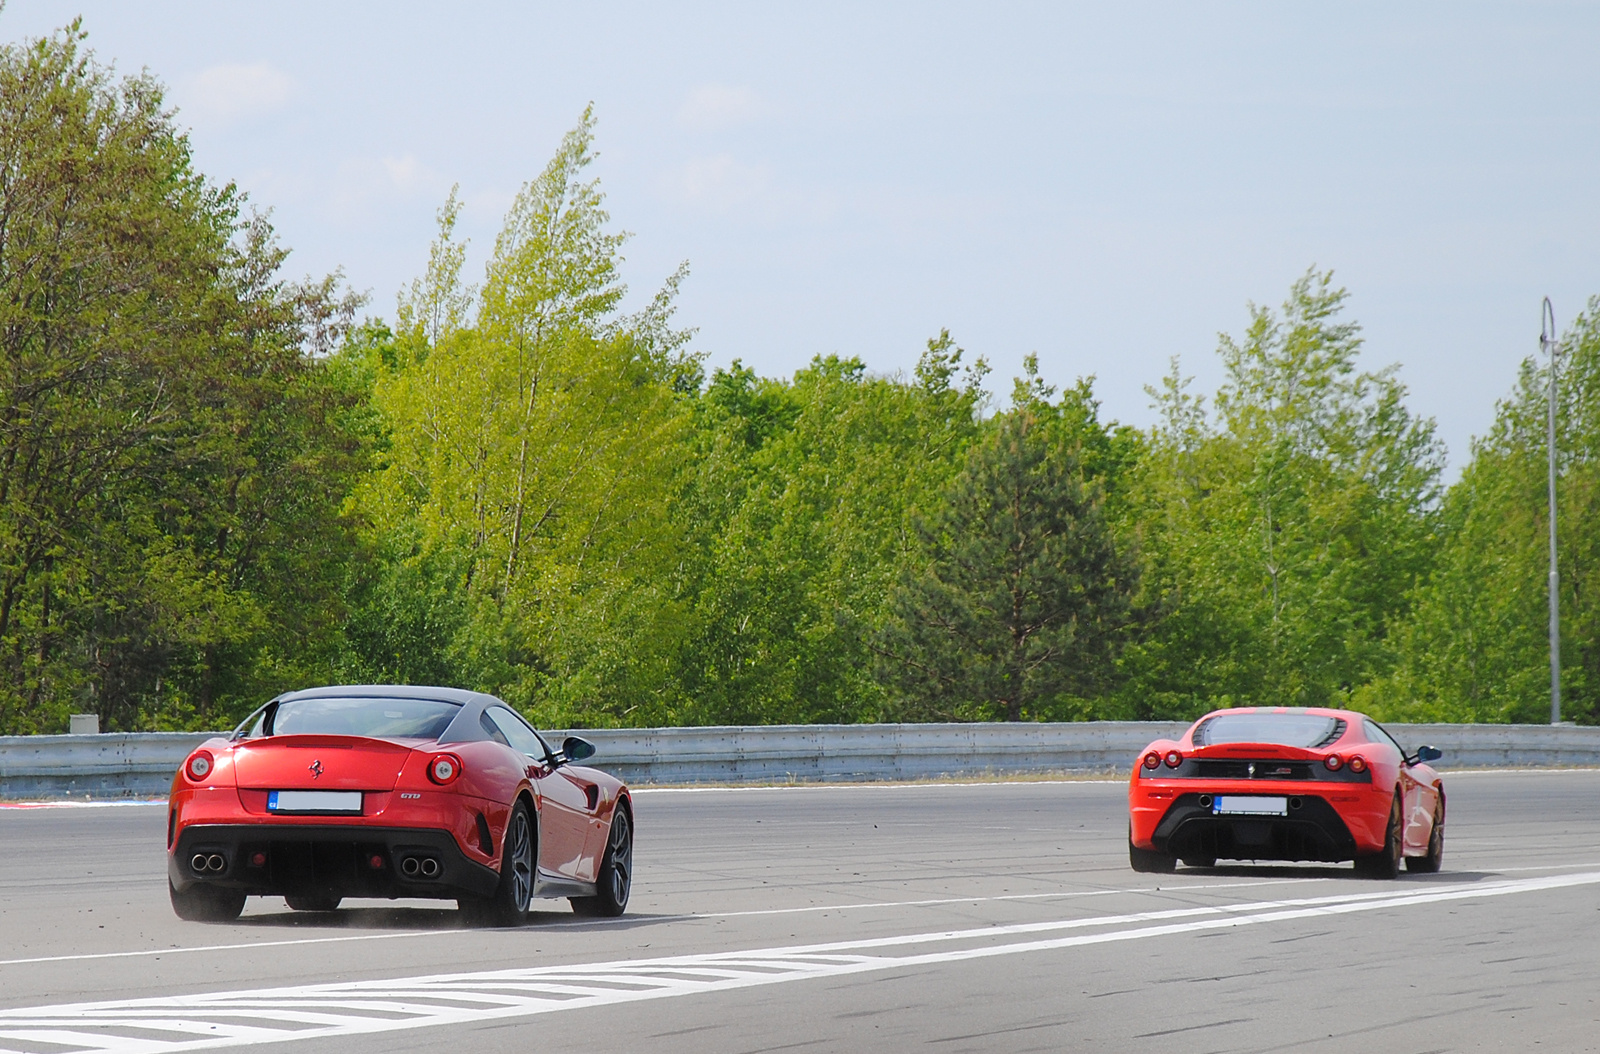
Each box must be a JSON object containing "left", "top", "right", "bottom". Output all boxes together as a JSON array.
[
  {"left": 1196, "top": 706, "right": 1365, "bottom": 721},
  {"left": 271, "top": 684, "right": 506, "bottom": 708},
  {"left": 258, "top": 685, "right": 531, "bottom": 747}
]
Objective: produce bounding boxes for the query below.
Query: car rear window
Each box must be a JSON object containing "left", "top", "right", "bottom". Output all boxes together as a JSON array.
[
  {"left": 264, "top": 697, "right": 461, "bottom": 739},
  {"left": 1194, "top": 713, "right": 1344, "bottom": 748}
]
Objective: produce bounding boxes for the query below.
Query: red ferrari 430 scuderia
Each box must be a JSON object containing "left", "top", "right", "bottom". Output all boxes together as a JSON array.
[
  {"left": 1128, "top": 707, "right": 1444, "bottom": 877},
  {"left": 167, "top": 685, "right": 633, "bottom": 924}
]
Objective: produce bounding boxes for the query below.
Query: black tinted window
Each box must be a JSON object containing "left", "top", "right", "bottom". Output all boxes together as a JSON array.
[
  {"left": 479, "top": 711, "right": 511, "bottom": 747},
  {"left": 267, "top": 697, "right": 460, "bottom": 739},
  {"left": 1364, "top": 719, "right": 1405, "bottom": 755},
  {"left": 484, "top": 706, "right": 549, "bottom": 758},
  {"left": 1196, "top": 713, "right": 1344, "bottom": 748}
]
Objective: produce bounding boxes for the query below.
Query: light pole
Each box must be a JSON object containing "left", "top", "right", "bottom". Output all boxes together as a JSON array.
[{"left": 1542, "top": 297, "right": 1561, "bottom": 725}]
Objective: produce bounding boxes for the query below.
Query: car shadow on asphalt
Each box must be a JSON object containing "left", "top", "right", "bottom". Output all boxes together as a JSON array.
[
  {"left": 232, "top": 904, "right": 681, "bottom": 931},
  {"left": 1174, "top": 863, "right": 1502, "bottom": 883}
]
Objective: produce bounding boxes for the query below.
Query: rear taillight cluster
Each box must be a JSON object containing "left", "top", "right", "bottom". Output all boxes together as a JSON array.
[
  {"left": 1324, "top": 753, "right": 1367, "bottom": 773},
  {"left": 1143, "top": 750, "right": 1183, "bottom": 770},
  {"left": 184, "top": 750, "right": 214, "bottom": 784},
  {"left": 427, "top": 753, "right": 464, "bottom": 786}
]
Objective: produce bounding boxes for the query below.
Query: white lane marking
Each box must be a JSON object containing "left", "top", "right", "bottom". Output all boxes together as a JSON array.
[
  {"left": 0, "top": 871, "right": 1593, "bottom": 1054},
  {"left": 684, "top": 877, "right": 1328, "bottom": 919},
  {"left": 1439, "top": 768, "right": 1600, "bottom": 777},
  {"left": 0, "top": 800, "right": 165, "bottom": 811},
  {"left": 0, "top": 878, "right": 1331, "bottom": 969},
  {"left": 635, "top": 779, "right": 1124, "bottom": 794},
  {"left": 1485, "top": 861, "right": 1600, "bottom": 872},
  {"left": 0, "top": 767, "right": 1593, "bottom": 809},
  {"left": 0, "top": 780, "right": 1122, "bottom": 811},
  {"left": 0, "top": 929, "right": 470, "bottom": 969}
]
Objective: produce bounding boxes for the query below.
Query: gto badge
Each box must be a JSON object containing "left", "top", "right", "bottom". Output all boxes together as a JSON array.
[{"left": 309, "top": 759, "right": 323, "bottom": 779}]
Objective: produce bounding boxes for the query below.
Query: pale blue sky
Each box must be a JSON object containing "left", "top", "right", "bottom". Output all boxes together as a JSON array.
[{"left": 8, "top": 2, "right": 1599, "bottom": 470}]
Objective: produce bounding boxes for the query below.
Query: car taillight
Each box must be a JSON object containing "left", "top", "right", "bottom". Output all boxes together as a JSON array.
[
  {"left": 1348, "top": 755, "right": 1367, "bottom": 774},
  {"left": 1164, "top": 750, "right": 1183, "bottom": 768},
  {"left": 185, "top": 751, "right": 214, "bottom": 783},
  {"left": 428, "top": 753, "right": 463, "bottom": 785},
  {"left": 1324, "top": 753, "right": 1343, "bottom": 771},
  {"left": 1143, "top": 751, "right": 1161, "bottom": 770}
]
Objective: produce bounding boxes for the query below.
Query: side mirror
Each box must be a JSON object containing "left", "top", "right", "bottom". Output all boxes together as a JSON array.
[
  {"left": 1413, "top": 745, "right": 1443, "bottom": 764},
  {"left": 561, "top": 736, "right": 596, "bottom": 763}
]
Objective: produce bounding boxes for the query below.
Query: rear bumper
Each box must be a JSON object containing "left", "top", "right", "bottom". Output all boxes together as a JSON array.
[
  {"left": 1143, "top": 793, "right": 1359, "bottom": 862},
  {"left": 169, "top": 823, "right": 500, "bottom": 900}
]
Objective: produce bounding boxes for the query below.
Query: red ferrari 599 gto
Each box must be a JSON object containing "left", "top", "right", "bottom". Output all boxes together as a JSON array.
[
  {"left": 1129, "top": 707, "right": 1444, "bottom": 877},
  {"left": 167, "top": 685, "right": 633, "bottom": 925}
]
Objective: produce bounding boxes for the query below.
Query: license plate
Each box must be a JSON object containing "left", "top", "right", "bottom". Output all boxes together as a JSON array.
[
  {"left": 267, "top": 790, "right": 363, "bottom": 814},
  {"left": 1214, "top": 795, "right": 1287, "bottom": 816}
]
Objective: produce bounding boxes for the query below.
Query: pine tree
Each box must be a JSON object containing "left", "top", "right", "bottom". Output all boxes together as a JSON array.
[{"left": 875, "top": 390, "right": 1137, "bottom": 722}]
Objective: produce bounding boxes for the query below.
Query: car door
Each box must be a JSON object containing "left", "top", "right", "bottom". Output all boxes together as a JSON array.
[
  {"left": 1367, "top": 719, "right": 1437, "bottom": 853},
  {"left": 1397, "top": 758, "right": 1441, "bottom": 854},
  {"left": 482, "top": 707, "right": 590, "bottom": 881}
]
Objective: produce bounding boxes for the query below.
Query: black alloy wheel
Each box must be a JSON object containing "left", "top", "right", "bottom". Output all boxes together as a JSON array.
[
  {"left": 284, "top": 894, "right": 342, "bottom": 912},
  {"left": 461, "top": 800, "right": 535, "bottom": 927},
  {"left": 572, "top": 806, "right": 633, "bottom": 917},
  {"left": 1406, "top": 802, "right": 1445, "bottom": 874},
  {"left": 1355, "top": 794, "right": 1403, "bottom": 879},
  {"left": 169, "top": 880, "right": 246, "bottom": 922}
]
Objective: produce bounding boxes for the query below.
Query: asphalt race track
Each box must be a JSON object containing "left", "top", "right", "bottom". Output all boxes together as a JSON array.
[{"left": 2, "top": 771, "right": 1598, "bottom": 1053}]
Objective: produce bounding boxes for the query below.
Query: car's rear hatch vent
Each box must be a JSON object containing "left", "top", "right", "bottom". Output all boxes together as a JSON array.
[{"left": 1194, "top": 760, "right": 1316, "bottom": 780}]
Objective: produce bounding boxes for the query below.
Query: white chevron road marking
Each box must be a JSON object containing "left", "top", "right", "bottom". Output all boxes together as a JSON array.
[{"left": 0, "top": 871, "right": 1594, "bottom": 1054}]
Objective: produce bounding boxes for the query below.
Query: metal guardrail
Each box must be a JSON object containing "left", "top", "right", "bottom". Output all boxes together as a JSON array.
[{"left": 3, "top": 722, "right": 1599, "bottom": 799}]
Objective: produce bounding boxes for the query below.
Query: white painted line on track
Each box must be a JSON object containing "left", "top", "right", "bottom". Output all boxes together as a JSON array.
[
  {"left": 634, "top": 779, "right": 1124, "bottom": 794},
  {"left": 0, "top": 870, "right": 1594, "bottom": 1054},
  {"left": 681, "top": 877, "right": 1329, "bottom": 919},
  {"left": 1440, "top": 767, "right": 1600, "bottom": 776},
  {"left": 0, "top": 766, "right": 1594, "bottom": 809},
  {"left": 0, "top": 877, "right": 1328, "bottom": 969},
  {"left": 0, "top": 930, "right": 471, "bottom": 969},
  {"left": 0, "top": 766, "right": 1593, "bottom": 809},
  {"left": 0, "top": 800, "right": 165, "bottom": 810},
  {"left": 1479, "top": 861, "right": 1600, "bottom": 872}
]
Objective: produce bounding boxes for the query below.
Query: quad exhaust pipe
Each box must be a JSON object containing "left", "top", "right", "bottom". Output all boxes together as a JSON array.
[
  {"left": 190, "top": 853, "right": 226, "bottom": 873},
  {"left": 400, "top": 855, "right": 441, "bottom": 879}
]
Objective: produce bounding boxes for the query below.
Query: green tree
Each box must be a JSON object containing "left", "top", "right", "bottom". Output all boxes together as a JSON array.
[
  {"left": 357, "top": 109, "right": 699, "bottom": 727},
  {"left": 1370, "top": 299, "right": 1600, "bottom": 724},
  {"left": 874, "top": 366, "right": 1138, "bottom": 721},
  {"left": 0, "top": 24, "right": 369, "bottom": 733},
  {"left": 1120, "top": 269, "right": 1443, "bottom": 718},
  {"left": 671, "top": 334, "right": 988, "bottom": 724}
]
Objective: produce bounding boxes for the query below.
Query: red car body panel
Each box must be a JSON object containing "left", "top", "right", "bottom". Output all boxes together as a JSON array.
[
  {"left": 167, "top": 687, "right": 630, "bottom": 907},
  {"left": 1129, "top": 706, "right": 1443, "bottom": 866}
]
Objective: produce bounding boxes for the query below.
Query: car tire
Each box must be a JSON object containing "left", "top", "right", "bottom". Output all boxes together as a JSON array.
[
  {"left": 1405, "top": 803, "right": 1444, "bottom": 874},
  {"left": 169, "top": 880, "right": 246, "bottom": 922},
  {"left": 1129, "top": 827, "right": 1176, "bottom": 874},
  {"left": 572, "top": 806, "right": 633, "bottom": 918},
  {"left": 1355, "top": 794, "right": 1403, "bottom": 879},
  {"left": 461, "top": 800, "right": 535, "bottom": 927},
  {"left": 284, "top": 894, "right": 342, "bottom": 912}
]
